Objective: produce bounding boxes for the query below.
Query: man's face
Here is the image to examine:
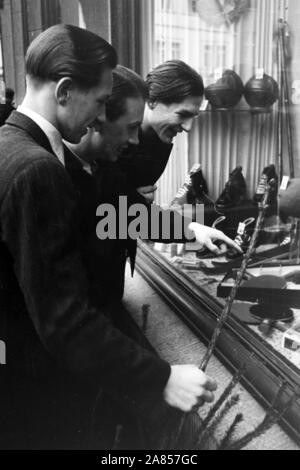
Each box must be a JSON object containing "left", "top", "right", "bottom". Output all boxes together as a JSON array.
[
  {"left": 58, "top": 67, "right": 113, "bottom": 144},
  {"left": 84, "top": 96, "right": 145, "bottom": 162},
  {"left": 148, "top": 95, "right": 202, "bottom": 144}
]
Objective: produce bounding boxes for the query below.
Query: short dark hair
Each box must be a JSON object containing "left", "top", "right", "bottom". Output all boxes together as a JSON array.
[
  {"left": 106, "top": 65, "right": 148, "bottom": 121},
  {"left": 146, "top": 60, "right": 204, "bottom": 104},
  {"left": 25, "top": 24, "right": 117, "bottom": 89}
]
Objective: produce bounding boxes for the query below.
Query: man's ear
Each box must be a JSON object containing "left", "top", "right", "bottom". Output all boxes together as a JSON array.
[
  {"left": 147, "top": 100, "right": 157, "bottom": 110},
  {"left": 55, "top": 77, "right": 73, "bottom": 106}
]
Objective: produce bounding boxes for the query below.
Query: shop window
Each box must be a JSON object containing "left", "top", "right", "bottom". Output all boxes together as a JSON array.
[
  {"left": 142, "top": 0, "right": 290, "bottom": 207},
  {"left": 155, "top": 39, "right": 182, "bottom": 62},
  {"left": 138, "top": 0, "right": 300, "bottom": 444}
]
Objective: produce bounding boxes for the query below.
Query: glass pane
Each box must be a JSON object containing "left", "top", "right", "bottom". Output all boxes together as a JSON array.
[{"left": 140, "top": 0, "right": 300, "bottom": 382}]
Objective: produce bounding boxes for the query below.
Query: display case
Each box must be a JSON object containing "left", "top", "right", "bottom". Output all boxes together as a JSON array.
[
  {"left": 132, "top": 0, "right": 300, "bottom": 446},
  {"left": 136, "top": 236, "right": 300, "bottom": 444}
]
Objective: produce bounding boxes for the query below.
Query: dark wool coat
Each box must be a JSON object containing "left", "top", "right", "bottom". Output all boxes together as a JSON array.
[{"left": 0, "top": 111, "right": 170, "bottom": 449}]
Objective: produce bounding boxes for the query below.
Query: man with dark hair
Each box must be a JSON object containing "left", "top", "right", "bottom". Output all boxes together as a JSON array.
[
  {"left": 115, "top": 60, "right": 234, "bottom": 297},
  {"left": 144, "top": 59, "right": 203, "bottom": 143},
  {"left": 72, "top": 65, "right": 148, "bottom": 164},
  {"left": 120, "top": 59, "right": 204, "bottom": 194},
  {"left": 25, "top": 23, "right": 117, "bottom": 90},
  {"left": 68, "top": 65, "right": 151, "bottom": 308},
  {"left": 146, "top": 59, "right": 204, "bottom": 105},
  {"left": 105, "top": 65, "right": 149, "bottom": 123},
  {"left": 0, "top": 26, "right": 217, "bottom": 450}
]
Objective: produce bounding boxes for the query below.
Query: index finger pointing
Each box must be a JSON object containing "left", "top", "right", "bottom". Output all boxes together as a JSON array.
[{"left": 218, "top": 233, "right": 243, "bottom": 253}]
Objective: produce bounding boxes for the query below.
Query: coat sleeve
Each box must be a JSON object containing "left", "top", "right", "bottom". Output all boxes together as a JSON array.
[{"left": 0, "top": 157, "right": 171, "bottom": 400}]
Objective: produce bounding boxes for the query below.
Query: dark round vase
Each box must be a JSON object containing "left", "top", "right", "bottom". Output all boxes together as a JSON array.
[
  {"left": 244, "top": 74, "right": 279, "bottom": 112},
  {"left": 205, "top": 69, "right": 244, "bottom": 110}
]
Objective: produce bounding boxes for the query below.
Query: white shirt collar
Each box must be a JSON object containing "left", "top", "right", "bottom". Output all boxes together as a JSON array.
[{"left": 17, "top": 105, "right": 65, "bottom": 166}]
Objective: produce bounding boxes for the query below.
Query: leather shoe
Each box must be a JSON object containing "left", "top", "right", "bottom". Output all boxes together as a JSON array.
[
  {"left": 171, "top": 164, "right": 210, "bottom": 207},
  {"left": 215, "top": 166, "right": 247, "bottom": 213}
]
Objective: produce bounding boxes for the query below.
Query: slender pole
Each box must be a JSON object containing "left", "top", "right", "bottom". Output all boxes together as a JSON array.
[
  {"left": 277, "top": 24, "right": 283, "bottom": 183},
  {"left": 279, "top": 20, "right": 295, "bottom": 178},
  {"left": 171, "top": 183, "right": 274, "bottom": 449},
  {"left": 199, "top": 181, "right": 275, "bottom": 372}
]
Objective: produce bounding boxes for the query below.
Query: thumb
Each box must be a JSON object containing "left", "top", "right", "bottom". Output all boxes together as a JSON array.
[{"left": 204, "top": 239, "right": 219, "bottom": 254}]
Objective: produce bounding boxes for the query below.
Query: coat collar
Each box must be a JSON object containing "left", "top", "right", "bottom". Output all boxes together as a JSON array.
[
  {"left": 6, "top": 111, "right": 89, "bottom": 177},
  {"left": 6, "top": 110, "right": 55, "bottom": 156}
]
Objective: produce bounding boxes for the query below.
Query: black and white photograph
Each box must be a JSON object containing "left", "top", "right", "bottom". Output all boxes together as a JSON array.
[{"left": 0, "top": 0, "right": 299, "bottom": 452}]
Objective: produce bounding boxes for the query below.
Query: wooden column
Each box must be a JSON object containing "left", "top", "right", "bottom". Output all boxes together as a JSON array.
[
  {"left": 60, "top": 0, "right": 79, "bottom": 26},
  {"left": 110, "top": 0, "right": 141, "bottom": 73},
  {"left": 0, "top": 0, "right": 27, "bottom": 103},
  {"left": 25, "top": 0, "right": 43, "bottom": 43},
  {"left": 80, "top": 0, "right": 111, "bottom": 40}
]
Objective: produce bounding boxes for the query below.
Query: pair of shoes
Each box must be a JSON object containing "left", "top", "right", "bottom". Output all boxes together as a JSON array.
[
  {"left": 253, "top": 164, "right": 278, "bottom": 205},
  {"left": 170, "top": 164, "right": 210, "bottom": 207},
  {"left": 226, "top": 217, "right": 256, "bottom": 259},
  {"left": 215, "top": 166, "right": 247, "bottom": 213}
]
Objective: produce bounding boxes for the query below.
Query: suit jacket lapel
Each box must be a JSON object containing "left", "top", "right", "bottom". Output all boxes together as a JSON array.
[
  {"left": 6, "top": 111, "right": 56, "bottom": 156},
  {"left": 63, "top": 143, "right": 86, "bottom": 174}
]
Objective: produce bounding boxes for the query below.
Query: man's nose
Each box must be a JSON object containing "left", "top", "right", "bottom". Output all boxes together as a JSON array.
[{"left": 181, "top": 118, "right": 194, "bottom": 133}]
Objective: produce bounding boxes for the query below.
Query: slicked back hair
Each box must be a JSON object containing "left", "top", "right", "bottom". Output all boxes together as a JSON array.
[
  {"left": 146, "top": 60, "right": 204, "bottom": 104},
  {"left": 106, "top": 65, "right": 148, "bottom": 122},
  {"left": 25, "top": 24, "right": 117, "bottom": 89}
]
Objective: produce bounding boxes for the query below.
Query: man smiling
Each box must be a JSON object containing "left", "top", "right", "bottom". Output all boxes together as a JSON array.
[{"left": 120, "top": 60, "right": 204, "bottom": 192}]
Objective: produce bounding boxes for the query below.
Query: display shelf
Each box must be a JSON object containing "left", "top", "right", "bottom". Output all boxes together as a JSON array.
[{"left": 136, "top": 240, "right": 300, "bottom": 445}]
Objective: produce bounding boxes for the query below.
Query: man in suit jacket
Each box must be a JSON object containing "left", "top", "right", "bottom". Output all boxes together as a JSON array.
[{"left": 0, "top": 25, "right": 217, "bottom": 449}]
